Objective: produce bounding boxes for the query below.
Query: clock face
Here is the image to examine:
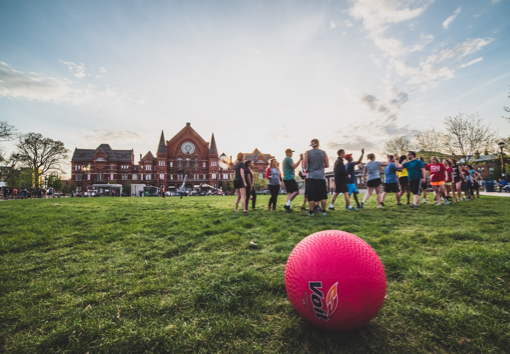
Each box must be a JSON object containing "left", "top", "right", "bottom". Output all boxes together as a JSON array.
[{"left": 181, "top": 142, "right": 195, "bottom": 154}]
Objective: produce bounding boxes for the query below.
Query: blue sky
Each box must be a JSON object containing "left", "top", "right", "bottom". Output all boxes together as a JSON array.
[{"left": 1, "top": 0, "right": 509, "bottom": 171}]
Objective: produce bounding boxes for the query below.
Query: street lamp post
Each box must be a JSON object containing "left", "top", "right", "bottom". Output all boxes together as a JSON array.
[{"left": 498, "top": 142, "right": 506, "bottom": 178}]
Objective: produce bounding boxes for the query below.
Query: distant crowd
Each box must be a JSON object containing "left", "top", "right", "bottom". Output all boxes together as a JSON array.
[{"left": 2, "top": 187, "right": 55, "bottom": 200}]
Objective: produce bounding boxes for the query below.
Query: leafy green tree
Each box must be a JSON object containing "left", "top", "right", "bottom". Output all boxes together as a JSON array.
[
  {"left": 7, "top": 169, "right": 32, "bottom": 189},
  {"left": 123, "top": 182, "right": 132, "bottom": 195},
  {"left": 47, "top": 174, "right": 63, "bottom": 191},
  {"left": 383, "top": 136, "right": 413, "bottom": 156}
]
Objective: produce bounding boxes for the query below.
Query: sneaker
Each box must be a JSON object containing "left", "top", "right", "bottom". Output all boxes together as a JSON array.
[
  {"left": 445, "top": 199, "right": 450, "bottom": 205},
  {"left": 380, "top": 202, "right": 385, "bottom": 207},
  {"left": 406, "top": 202, "right": 410, "bottom": 205},
  {"left": 300, "top": 207, "right": 306, "bottom": 211},
  {"left": 308, "top": 211, "right": 314, "bottom": 216},
  {"left": 435, "top": 202, "right": 441, "bottom": 206},
  {"left": 346, "top": 206, "right": 358, "bottom": 211},
  {"left": 328, "top": 206, "right": 335, "bottom": 210},
  {"left": 377, "top": 205, "right": 383, "bottom": 208},
  {"left": 284, "top": 205, "right": 291, "bottom": 212},
  {"left": 423, "top": 200, "right": 427, "bottom": 204},
  {"left": 322, "top": 211, "right": 327, "bottom": 216},
  {"left": 314, "top": 205, "right": 321, "bottom": 213},
  {"left": 397, "top": 203, "right": 403, "bottom": 205},
  {"left": 356, "top": 204, "right": 361, "bottom": 209},
  {"left": 360, "top": 202, "right": 364, "bottom": 208},
  {"left": 410, "top": 204, "right": 420, "bottom": 208}
]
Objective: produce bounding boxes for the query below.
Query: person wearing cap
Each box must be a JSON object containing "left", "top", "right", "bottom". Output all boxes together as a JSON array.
[
  {"left": 282, "top": 148, "right": 303, "bottom": 212},
  {"left": 302, "top": 139, "right": 329, "bottom": 216},
  {"left": 344, "top": 149, "right": 364, "bottom": 208},
  {"left": 329, "top": 149, "right": 356, "bottom": 211}
]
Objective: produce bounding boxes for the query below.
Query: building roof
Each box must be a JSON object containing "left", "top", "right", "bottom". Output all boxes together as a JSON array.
[
  {"left": 243, "top": 148, "right": 274, "bottom": 163},
  {"left": 209, "top": 133, "right": 218, "bottom": 155},
  {"left": 72, "top": 145, "right": 133, "bottom": 162},
  {"left": 142, "top": 151, "right": 155, "bottom": 161},
  {"left": 157, "top": 131, "right": 166, "bottom": 154}
]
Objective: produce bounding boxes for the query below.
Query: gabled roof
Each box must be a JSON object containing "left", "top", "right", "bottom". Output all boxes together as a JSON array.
[
  {"left": 243, "top": 148, "right": 273, "bottom": 163},
  {"left": 142, "top": 151, "right": 155, "bottom": 161},
  {"left": 209, "top": 133, "right": 218, "bottom": 155},
  {"left": 157, "top": 131, "right": 167, "bottom": 154},
  {"left": 72, "top": 145, "right": 133, "bottom": 162}
]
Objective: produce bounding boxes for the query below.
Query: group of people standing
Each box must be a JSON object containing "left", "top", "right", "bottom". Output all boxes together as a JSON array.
[
  {"left": 231, "top": 139, "right": 488, "bottom": 214},
  {"left": 1, "top": 187, "right": 54, "bottom": 200}
]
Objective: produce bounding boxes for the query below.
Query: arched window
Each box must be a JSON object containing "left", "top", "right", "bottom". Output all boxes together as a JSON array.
[
  {"left": 194, "top": 158, "right": 198, "bottom": 171},
  {"left": 177, "top": 158, "right": 183, "bottom": 169},
  {"left": 96, "top": 157, "right": 105, "bottom": 162},
  {"left": 97, "top": 169, "right": 104, "bottom": 181}
]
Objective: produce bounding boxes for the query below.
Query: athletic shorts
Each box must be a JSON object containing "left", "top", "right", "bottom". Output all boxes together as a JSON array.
[
  {"left": 431, "top": 181, "right": 445, "bottom": 186},
  {"left": 284, "top": 179, "right": 299, "bottom": 194},
  {"left": 473, "top": 182, "right": 479, "bottom": 190},
  {"left": 384, "top": 182, "right": 400, "bottom": 193},
  {"left": 461, "top": 182, "right": 468, "bottom": 192},
  {"left": 399, "top": 176, "right": 409, "bottom": 190},
  {"left": 409, "top": 179, "right": 421, "bottom": 195},
  {"left": 367, "top": 178, "right": 382, "bottom": 188},
  {"left": 454, "top": 177, "right": 461, "bottom": 183},
  {"left": 445, "top": 182, "right": 452, "bottom": 186},
  {"left": 347, "top": 183, "right": 358, "bottom": 194},
  {"left": 421, "top": 181, "right": 428, "bottom": 190},
  {"left": 234, "top": 180, "right": 244, "bottom": 189},
  {"left": 306, "top": 179, "right": 328, "bottom": 202},
  {"left": 335, "top": 182, "right": 349, "bottom": 194}
]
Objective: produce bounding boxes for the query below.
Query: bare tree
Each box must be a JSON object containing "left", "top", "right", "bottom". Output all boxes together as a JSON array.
[
  {"left": 503, "top": 87, "right": 510, "bottom": 122},
  {"left": 0, "top": 121, "right": 17, "bottom": 141},
  {"left": 12, "top": 133, "right": 70, "bottom": 187},
  {"left": 413, "top": 127, "right": 445, "bottom": 153},
  {"left": 442, "top": 112, "right": 497, "bottom": 163},
  {"left": 383, "top": 135, "right": 413, "bottom": 157}
]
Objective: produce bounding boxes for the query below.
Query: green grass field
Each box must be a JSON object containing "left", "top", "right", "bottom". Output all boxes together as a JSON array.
[{"left": 1, "top": 195, "right": 509, "bottom": 353}]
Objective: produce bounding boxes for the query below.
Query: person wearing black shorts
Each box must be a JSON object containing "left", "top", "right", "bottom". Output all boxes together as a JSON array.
[
  {"left": 361, "top": 153, "right": 389, "bottom": 208},
  {"left": 302, "top": 139, "right": 329, "bottom": 215},
  {"left": 282, "top": 149, "right": 303, "bottom": 212},
  {"left": 329, "top": 149, "right": 356, "bottom": 210},
  {"left": 233, "top": 152, "right": 248, "bottom": 213},
  {"left": 402, "top": 151, "right": 426, "bottom": 208},
  {"left": 381, "top": 154, "right": 402, "bottom": 205}
]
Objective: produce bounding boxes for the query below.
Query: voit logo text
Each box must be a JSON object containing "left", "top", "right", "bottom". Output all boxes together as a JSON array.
[{"left": 309, "top": 281, "right": 338, "bottom": 321}]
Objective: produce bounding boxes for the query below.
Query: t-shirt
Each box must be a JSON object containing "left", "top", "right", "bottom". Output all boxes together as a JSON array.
[
  {"left": 234, "top": 162, "right": 245, "bottom": 181},
  {"left": 445, "top": 167, "right": 454, "bottom": 182},
  {"left": 396, "top": 168, "right": 408, "bottom": 178},
  {"left": 384, "top": 163, "right": 398, "bottom": 183},
  {"left": 245, "top": 168, "right": 253, "bottom": 186},
  {"left": 425, "top": 163, "right": 446, "bottom": 182},
  {"left": 345, "top": 162, "right": 358, "bottom": 184},
  {"left": 365, "top": 161, "right": 382, "bottom": 181},
  {"left": 452, "top": 165, "right": 460, "bottom": 179},
  {"left": 469, "top": 169, "right": 478, "bottom": 181},
  {"left": 501, "top": 180, "right": 508, "bottom": 186},
  {"left": 334, "top": 158, "right": 348, "bottom": 184},
  {"left": 267, "top": 167, "right": 281, "bottom": 186},
  {"left": 282, "top": 156, "right": 295, "bottom": 180},
  {"left": 402, "top": 159, "right": 425, "bottom": 181}
]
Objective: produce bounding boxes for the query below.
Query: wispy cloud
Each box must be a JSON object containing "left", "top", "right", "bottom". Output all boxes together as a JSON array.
[
  {"left": 443, "top": 8, "right": 461, "bottom": 30},
  {"left": 83, "top": 129, "right": 142, "bottom": 141},
  {"left": 59, "top": 60, "right": 86, "bottom": 79},
  {"left": 459, "top": 57, "right": 483, "bottom": 68},
  {"left": 348, "top": 0, "right": 432, "bottom": 57},
  {"left": 0, "top": 62, "right": 143, "bottom": 106}
]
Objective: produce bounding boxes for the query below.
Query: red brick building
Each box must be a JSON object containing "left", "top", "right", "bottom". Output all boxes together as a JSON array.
[{"left": 71, "top": 123, "right": 272, "bottom": 193}]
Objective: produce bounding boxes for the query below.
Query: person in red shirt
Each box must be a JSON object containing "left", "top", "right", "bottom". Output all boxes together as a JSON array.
[
  {"left": 443, "top": 159, "right": 456, "bottom": 203},
  {"left": 425, "top": 156, "right": 449, "bottom": 206}
]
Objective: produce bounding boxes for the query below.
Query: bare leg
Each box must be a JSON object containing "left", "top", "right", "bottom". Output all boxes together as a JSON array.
[
  {"left": 413, "top": 193, "right": 420, "bottom": 205},
  {"left": 239, "top": 188, "right": 247, "bottom": 212},
  {"left": 381, "top": 192, "right": 387, "bottom": 203},
  {"left": 343, "top": 192, "right": 351, "bottom": 208},
  {"left": 288, "top": 191, "right": 299, "bottom": 202},
  {"left": 234, "top": 189, "right": 241, "bottom": 211},
  {"left": 331, "top": 192, "right": 339, "bottom": 205},
  {"left": 432, "top": 185, "right": 441, "bottom": 203},
  {"left": 309, "top": 200, "right": 315, "bottom": 212},
  {"left": 375, "top": 185, "right": 382, "bottom": 206},
  {"left": 362, "top": 187, "right": 373, "bottom": 204},
  {"left": 321, "top": 199, "right": 327, "bottom": 211}
]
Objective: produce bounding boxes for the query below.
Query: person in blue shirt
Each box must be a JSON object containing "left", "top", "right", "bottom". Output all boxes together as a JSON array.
[
  {"left": 381, "top": 154, "right": 403, "bottom": 205},
  {"left": 498, "top": 178, "right": 509, "bottom": 192},
  {"left": 401, "top": 151, "right": 426, "bottom": 208}
]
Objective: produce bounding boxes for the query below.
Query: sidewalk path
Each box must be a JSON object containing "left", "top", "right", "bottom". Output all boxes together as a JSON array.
[{"left": 479, "top": 192, "right": 510, "bottom": 197}]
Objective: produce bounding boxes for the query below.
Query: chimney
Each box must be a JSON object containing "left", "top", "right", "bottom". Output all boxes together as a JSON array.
[
  {"left": 186, "top": 122, "right": 191, "bottom": 126},
  {"left": 140, "top": 154, "right": 142, "bottom": 162}
]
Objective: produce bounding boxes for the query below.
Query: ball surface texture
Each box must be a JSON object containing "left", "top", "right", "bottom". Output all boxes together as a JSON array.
[{"left": 285, "top": 230, "right": 386, "bottom": 331}]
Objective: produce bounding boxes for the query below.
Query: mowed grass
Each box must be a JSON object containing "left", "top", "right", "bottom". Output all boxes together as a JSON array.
[{"left": 1, "top": 195, "right": 509, "bottom": 354}]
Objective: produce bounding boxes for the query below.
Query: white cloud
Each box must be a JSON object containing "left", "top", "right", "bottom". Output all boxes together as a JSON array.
[
  {"left": 0, "top": 61, "right": 88, "bottom": 103},
  {"left": 459, "top": 57, "right": 483, "bottom": 68},
  {"left": 0, "top": 62, "right": 142, "bottom": 106},
  {"left": 343, "top": 19, "right": 353, "bottom": 27},
  {"left": 348, "top": 0, "right": 433, "bottom": 57},
  {"left": 443, "top": 7, "right": 461, "bottom": 30},
  {"left": 330, "top": 21, "right": 336, "bottom": 29},
  {"left": 99, "top": 67, "right": 107, "bottom": 73},
  {"left": 59, "top": 60, "right": 86, "bottom": 79},
  {"left": 389, "top": 38, "right": 493, "bottom": 89}
]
